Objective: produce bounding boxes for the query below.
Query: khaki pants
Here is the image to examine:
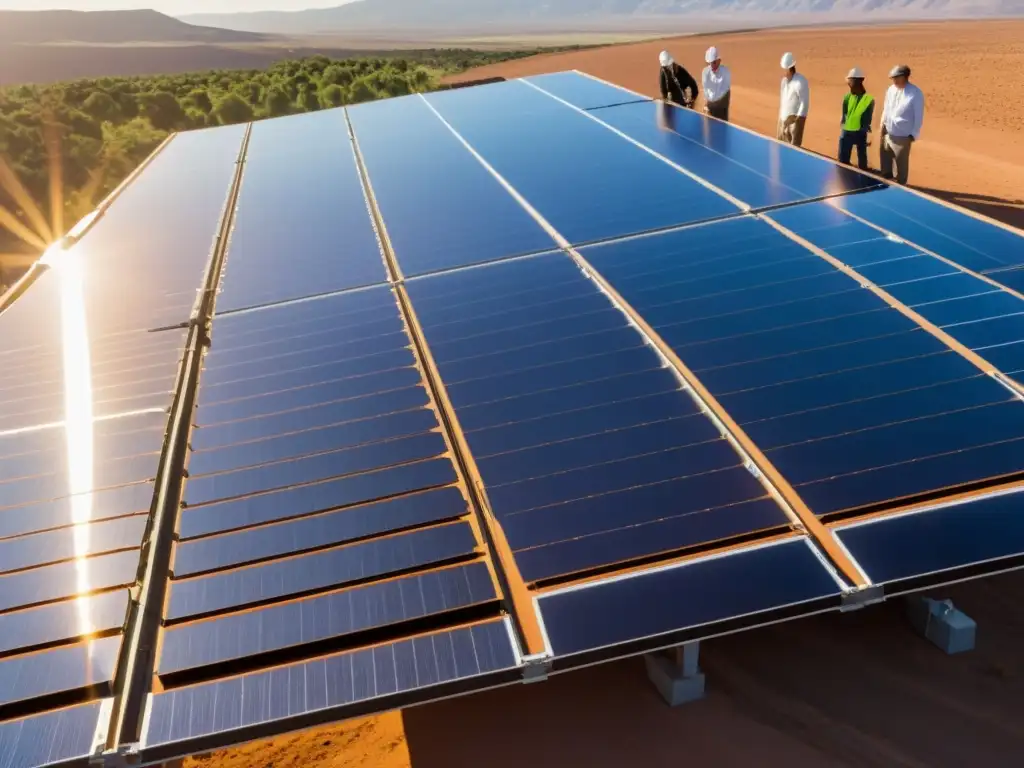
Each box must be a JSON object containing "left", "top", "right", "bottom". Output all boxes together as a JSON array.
[
  {"left": 880, "top": 133, "right": 913, "bottom": 184},
  {"left": 777, "top": 116, "right": 806, "bottom": 147}
]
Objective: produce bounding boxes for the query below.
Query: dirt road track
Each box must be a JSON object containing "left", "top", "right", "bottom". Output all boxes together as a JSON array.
[{"left": 447, "top": 20, "right": 1024, "bottom": 231}]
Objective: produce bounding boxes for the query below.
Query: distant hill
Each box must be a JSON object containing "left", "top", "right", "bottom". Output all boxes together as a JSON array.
[
  {"left": 0, "top": 9, "right": 269, "bottom": 44},
  {"left": 182, "top": 0, "right": 1024, "bottom": 34}
]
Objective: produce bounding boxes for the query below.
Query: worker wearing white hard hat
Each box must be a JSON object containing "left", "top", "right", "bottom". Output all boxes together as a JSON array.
[
  {"left": 658, "top": 49, "right": 699, "bottom": 108},
  {"left": 701, "top": 46, "right": 731, "bottom": 121},
  {"left": 838, "top": 66, "right": 875, "bottom": 170},
  {"left": 777, "top": 52, "right": 809, "bottom": 147},
  {"left": 879, "top": 63, "right": 925, "bottom": 184}
]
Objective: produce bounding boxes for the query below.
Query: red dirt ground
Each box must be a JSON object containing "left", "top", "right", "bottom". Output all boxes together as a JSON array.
[{"left": 448, "top": 20, "right": 1024, "bottom": 230}]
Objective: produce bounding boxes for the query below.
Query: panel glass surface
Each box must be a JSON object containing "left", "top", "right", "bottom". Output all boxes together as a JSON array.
[
  {"left": 0, "top": 590, "right": 128, "bottom": 656},
  {"left": 0, "top": 515, "right": 147, "bottom": 575},
  {"left": 582, "top": 216, "right": 1024, "bottom": 515},
  {"left": 0, "top": 481, "right": 154, "bottom": 540},
  {"left": 0, "top": 634, "right": 120, "bottom": 710},
  {"left": 159, "top": 562, "right": 495, "bottom": 676},
  {"left": 835, "top": 490, "right": 1024, "bottom": 584},
  {"left": 423, "top": 81, "right": 738, "bottom": 244},
  {"left": 0, "top": 549, "right": 139, "bottom": 613},
  {"left": 348, "top": 96, "right": 555, "bottom": 275},
  {"left": 523, "top": 72, "right": 650, "bottom": 110},
  {"left": 831, "top": 185, "right": 1024, "bottom": 273},
  {"left": 175, "top": 486, "right": 467, "bottom": 576},
  {"left": 538, "top": 538, "right": 841, "bottom": 658},
  {"left": 0, "top": 700, "right": 103, "bottom": 768},
  {"left": 406, "top": 252, "right": 789, "bottom": 582},
  {"left": 144, "top": 619, "right": 517, "bottom": 754},
  {"left": 588, "top": 100, "right": 877, "bottom": 209},
  {"left": 215, "top": 110, "right": 386, "bottom": 313},
  {"left": 166, "top": 522, "right": 476, "bottom": 621}
]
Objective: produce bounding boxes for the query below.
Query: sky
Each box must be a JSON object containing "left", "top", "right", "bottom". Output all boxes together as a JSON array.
[{"left": 0, "top": 1, "right": 348, "bottom": 14}]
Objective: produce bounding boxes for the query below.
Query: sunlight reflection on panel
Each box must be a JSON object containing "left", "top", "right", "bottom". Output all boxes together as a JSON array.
[{"left": 54, "top": 242, "right": 96, "bottom": 638}]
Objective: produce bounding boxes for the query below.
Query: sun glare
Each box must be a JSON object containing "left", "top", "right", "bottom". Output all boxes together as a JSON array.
[{"left": 54, "top": 243, "right": 97, "bottom": 638}]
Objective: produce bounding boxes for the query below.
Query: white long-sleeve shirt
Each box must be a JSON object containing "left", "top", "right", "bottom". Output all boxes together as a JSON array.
[
  {"left": 702, "top": 64, "right": 731, "bottom": 103},
  {"left": 880, "top": 82, "right": 924, "bottom": 139},
  {"left": 779, "top": 72, "right": 809, "bottom": 119}
]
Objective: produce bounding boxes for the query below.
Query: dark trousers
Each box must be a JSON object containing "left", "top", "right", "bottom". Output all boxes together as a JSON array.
[
  {"left": 705, "top": 90, "right": 730, "bottom": 122},
  {"left": 838, "top": 129, "right": 869, "bottom": 170}
]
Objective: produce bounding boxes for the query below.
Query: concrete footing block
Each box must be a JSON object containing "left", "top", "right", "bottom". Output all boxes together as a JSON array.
[
  {"left": 905, "top": 596, "right": 976, "bottom": 654},
  {"left": 644, "top": 642, "right": 706, "bottom": 706}
]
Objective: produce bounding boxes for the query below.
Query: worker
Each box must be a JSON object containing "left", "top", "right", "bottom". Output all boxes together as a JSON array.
[
  {"left": 838, "top": 67, "right": 874, "bottom": 170},
  {"left": 701, "top": 46, "right": 731, "bottom": 121},
  {"left": 658, "top": 50, "right": 699, "bottom": 108},
  {"left": 777, "top": 52, "right": 809, "bottom": 146},
  {"left": 879, "top": 64, "right": 925, "bottom": 184}
]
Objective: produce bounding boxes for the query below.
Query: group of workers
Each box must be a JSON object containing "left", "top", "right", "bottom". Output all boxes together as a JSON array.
[{"left": 657, "top": 46, "right": 925, "bottom": 184}]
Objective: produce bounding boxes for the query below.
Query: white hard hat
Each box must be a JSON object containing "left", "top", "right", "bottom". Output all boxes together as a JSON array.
[
  {"left": 780, "top": 52, "right": 796, "bottom": 69},
  {"left": 659, "top": 50, "right": 673, "bottom": 67},
  {"left": 847, "top": 67, "right": 865, "bottom": 79},
  {"left": 705, "top": 46, "right": 719, "bottom": 64}
]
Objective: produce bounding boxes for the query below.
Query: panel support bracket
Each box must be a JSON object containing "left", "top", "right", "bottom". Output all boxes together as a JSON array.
[
  {"left": 89, "top": 744, "right": 139, "bottom": 768},
  {"left": 905, "top": 596, "right": 976, "bottom": 654},
  {"left": 840, "top": 583, "right": 885, "bottom": 611},
  {"left": 521, "top": 652, "right": 553, "bottom": 683},
  {"left": 645, "top": 642, "right": 706, "bottom": 706}
]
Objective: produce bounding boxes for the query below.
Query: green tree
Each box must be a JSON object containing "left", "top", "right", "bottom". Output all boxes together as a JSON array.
[
  {"left": 187, "top": 89, "right": 213, "bottom": 113},
  {"left": 322, "top": 64, "right": 354, "bottom": 87},
  {"left": 349, "top": 77, "right": 377, "bottom": 104},
  {"left": 82, "top": 91, "right": 120, "bottom": 122},
  {"left": 320, "top": 84, "right": 347, "bottom": 108},
  {"left": 213, "top": 93, "right": 254, "bottom": 125},
  {"left": 137, "top": 91, "right": 185, "bottom": 131},
  {"left": 297, "top": 85, "right": 321, "bottom": 113},
  {"left": 263, "top": 87, "right": 292, "bottom": 117}
]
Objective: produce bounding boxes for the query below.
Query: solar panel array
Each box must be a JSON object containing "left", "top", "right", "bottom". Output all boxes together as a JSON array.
[{"left": 2, "top": 71, "right": 1023, "bottom": 768}]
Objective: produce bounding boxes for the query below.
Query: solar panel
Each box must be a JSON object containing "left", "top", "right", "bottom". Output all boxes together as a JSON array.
[
  {"left": 348, "top": 96, "right": 555, "bottom": 275},
  {"left": 214, "top": 112, "right": 386, "bottom": 313},
  {"left": 4, "top": 71, "right": 1024, "bottom": 768}
]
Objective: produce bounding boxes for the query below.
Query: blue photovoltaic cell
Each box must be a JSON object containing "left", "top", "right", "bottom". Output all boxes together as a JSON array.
[
  {"left": 178, "top": 457, "right": 458, "bottom": 539},
  {"left": 0, "top": 590, "right": 128, "bottom": 656},
  {"left": 423, "top": 81, "right": 738, "bottom": 244},
  {"left": 0, "top": 515, "right": 148, "bottom": 575},
  {"left": 0, "top": 700, "right": 102, "bottom": 768},
  {"left": 406, "top": 253, "right": 788, "bottom": 581},
  {"left": 0, "top": 549, "right": 139, "bottom": 613},
  {"left": 835, "top": 490, "right": 1024, "bottom": 584},
  {"left": 0, "top": 634, "right": 120, "bottom": 709},
  {"left": 144, "top": 619, "right": 517, "bottom": 752},
  {"left": 588, "top": 101, "right": 876, "bottom": 209},
  {"left": 187, "top": 408, "right": 438, "bottom": 477},
  {"left": 0, "top": 481, "right": 154, "bottom": 540},
  {"left": 159, "top": 562, "right": 495, "bottom": 675},
  {"left": 183, "top": 431, "right": 446, "bottom": 507},
  {"left": 215, "top": 110, "right": 386, "bottom": 312},
  {"left": 981, "top": 341, "right": 1024, "bottom": 377},
  {"left": 538, "top": 539, "right": 841, "bottom": 658},
  {"left": 348, "top": 95, "right": 554, "bottom": 276},
  {"left": 523, "top": 72, "right": 649, "bottom": 110},
  {"left": 831, "top": 185, "right": 1024, "bottom": 273},
  {"left": 989, "top": 268, "right": 1024, "bottom": 295},
  {"left": 174, "top": 486, "right": 468, "bottom": 576},
  {"left": 166, "top": 521, "right": 477, "bottom": 620},
  {"left": 582, "top": 216, "right": 1024, "bottom": 514},
  {"left": 0, "top": 451, "right": 159, "bottom": 510}
]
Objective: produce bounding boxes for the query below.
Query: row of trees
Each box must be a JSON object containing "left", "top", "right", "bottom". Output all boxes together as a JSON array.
[{"left": 0, "top": 49, "right": 554, "bottom": 288}]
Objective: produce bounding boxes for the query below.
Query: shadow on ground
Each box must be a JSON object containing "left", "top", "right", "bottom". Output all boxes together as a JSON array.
[
  {"left": 403, "top": 570, "right": 1024, "bottom": 768},
  {"left": 913, "top": 186, "right": 1024, "bottom": 231}
]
